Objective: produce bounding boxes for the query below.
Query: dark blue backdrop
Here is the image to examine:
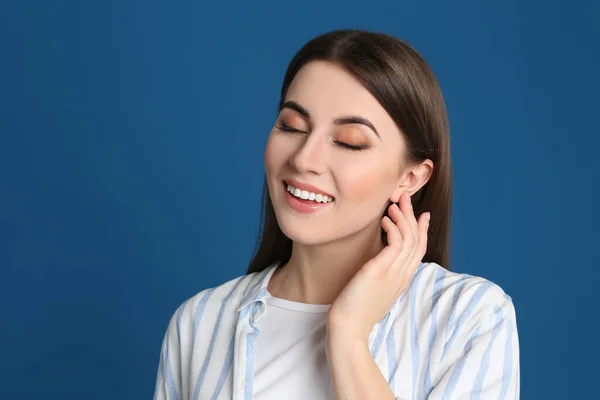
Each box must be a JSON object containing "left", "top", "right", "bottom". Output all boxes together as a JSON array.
[{"left": 1, "top": 0, "right": 598, "bottom": 398}]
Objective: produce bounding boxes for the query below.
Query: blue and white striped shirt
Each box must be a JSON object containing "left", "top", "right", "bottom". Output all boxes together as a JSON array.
[{"left": 153, "top": 262, "right": 520, "bottom": 399}]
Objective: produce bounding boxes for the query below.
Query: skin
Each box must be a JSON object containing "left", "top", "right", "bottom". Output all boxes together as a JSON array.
[{"left": 264, "top": 60, "right": 433, "bottom": 398}]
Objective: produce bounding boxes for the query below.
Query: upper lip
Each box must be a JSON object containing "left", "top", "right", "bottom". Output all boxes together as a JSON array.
[{"left": 284, "top": 178, "right": 335, "bottom": 199}]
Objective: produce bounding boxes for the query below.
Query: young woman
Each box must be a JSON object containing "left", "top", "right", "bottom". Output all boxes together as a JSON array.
[{"left": 153, "top": 29, "right": 520, "bottom": 400}]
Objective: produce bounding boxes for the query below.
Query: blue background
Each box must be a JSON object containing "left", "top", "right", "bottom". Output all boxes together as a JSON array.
[{"left": 1, "top": 0, "right": 598, "bottom": 398}]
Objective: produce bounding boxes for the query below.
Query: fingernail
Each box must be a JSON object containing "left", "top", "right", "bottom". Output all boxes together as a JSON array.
[{"left": 425, "top": 212, "right": 431, "bottom": 223}]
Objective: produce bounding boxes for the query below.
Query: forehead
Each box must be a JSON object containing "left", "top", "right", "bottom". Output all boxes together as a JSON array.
[{"left": 284, "top": 61, "right": 399, "bottom": 134}]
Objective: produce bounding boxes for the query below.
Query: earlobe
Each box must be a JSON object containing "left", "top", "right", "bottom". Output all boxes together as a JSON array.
[{"left": 389, "top": 185, "right": 405, "bottom": 203}]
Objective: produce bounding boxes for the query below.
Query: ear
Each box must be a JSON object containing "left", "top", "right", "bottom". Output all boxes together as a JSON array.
[{"left": 390, "top": 159, "right": 434, "bottom": 202}]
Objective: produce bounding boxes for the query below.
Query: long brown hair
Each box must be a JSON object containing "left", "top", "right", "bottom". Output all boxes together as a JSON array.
[{"left": 247, "top": 29, "right": 452, "bottom": 274}]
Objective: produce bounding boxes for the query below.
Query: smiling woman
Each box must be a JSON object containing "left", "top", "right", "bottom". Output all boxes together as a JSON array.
[{"left": 153, "top": 29, "right": 520, "bottom": 400}]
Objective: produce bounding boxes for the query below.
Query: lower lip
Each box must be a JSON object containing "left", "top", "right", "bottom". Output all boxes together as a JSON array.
[{"left": 283, "top": 184, "right": 334, "bottom": 214}]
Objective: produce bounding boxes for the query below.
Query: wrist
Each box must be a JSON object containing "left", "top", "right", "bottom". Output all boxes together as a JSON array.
[{"left": 326, "top": 325, "right": 369, "bottom": 354}]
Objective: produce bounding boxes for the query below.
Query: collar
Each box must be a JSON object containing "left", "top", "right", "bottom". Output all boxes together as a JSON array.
[{"left": 236, "top": 263, "right": 279, "bottom": 312}]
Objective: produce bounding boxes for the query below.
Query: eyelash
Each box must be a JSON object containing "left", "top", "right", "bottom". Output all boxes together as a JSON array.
[{"left": 276, "top": 123, "right": 368, "bottom": 151}]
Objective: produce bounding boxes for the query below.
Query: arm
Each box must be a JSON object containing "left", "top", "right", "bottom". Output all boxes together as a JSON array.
[
  {"left": 326, "top": 331, "right": 395, "bottom": 400},
  {"left": 325, "top": 195, "right": 429, "bottom": 400},
  {"left": 153, "top": 312, "right": 183, "bottom": 400}
]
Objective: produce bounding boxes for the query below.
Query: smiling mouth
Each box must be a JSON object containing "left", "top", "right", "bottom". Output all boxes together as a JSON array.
[{"left": 283, "top": 181, "right": 335, "bottom": 203}]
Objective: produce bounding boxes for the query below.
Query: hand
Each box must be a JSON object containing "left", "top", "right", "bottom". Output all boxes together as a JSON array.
[{"left": 326, "top": 193, "right": 430, "bottom": 343}]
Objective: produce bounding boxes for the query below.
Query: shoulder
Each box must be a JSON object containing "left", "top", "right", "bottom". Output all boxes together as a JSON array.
[
  {"left": 399, "top": 263, "right": 521, "bottom": 397},
  {"left": 407, "top": 261, "right": 516, "bottom": 329},
  {"left": 162, "top": 267, "right": 272, "bottom": 338}
]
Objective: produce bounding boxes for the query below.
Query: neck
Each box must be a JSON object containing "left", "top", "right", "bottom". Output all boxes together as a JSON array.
[{"left": 268, "top": 222, "right": 384, "bottom": 305}]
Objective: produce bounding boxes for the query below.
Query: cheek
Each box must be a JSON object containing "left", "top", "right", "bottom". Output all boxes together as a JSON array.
[
  {"left": 337, "top": 160, "right": 397, "bottom": 206},
  {"left": 264, "top": 132, "right": 300, "bottom": 180}
]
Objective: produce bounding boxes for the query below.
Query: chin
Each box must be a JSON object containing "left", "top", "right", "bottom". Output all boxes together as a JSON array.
[
  {"left": 270, "top": 189, "right": 337, "bottom": 245},
  {"left": 276, "top": 217, "right": 332, "bottom": 246},
  {"left": 277, "top": 207, "right": 384, "bottom": 249},
  {"left": 276, "top": 213, "right": 362, "bottom": 247}
]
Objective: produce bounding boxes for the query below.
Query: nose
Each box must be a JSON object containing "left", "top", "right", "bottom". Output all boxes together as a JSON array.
[{"left": 288, "top": 132, "right": 329, "bottom": 175}]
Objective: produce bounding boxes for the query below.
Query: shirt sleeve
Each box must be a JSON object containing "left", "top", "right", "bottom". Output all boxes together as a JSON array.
[
  {"left": 153, "top": 308, "right": 184, "bottom": 400},
  {"left": 427, "top": 294, "right": 520, "bottom": 399}
]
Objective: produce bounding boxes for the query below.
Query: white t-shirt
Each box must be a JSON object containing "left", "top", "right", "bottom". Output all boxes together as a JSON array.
[{"left": 253, "top": 290, "right": 333, "bottom": 400}]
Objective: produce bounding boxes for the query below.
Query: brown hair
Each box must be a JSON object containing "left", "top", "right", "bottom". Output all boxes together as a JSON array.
[{"left": 247, "top": 29, "right": 452, "bottom": 274}]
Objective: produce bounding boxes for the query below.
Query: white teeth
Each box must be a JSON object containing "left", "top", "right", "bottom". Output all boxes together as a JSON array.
[{"left": 286, "top": 183, "right": 333, "bottom": 203}]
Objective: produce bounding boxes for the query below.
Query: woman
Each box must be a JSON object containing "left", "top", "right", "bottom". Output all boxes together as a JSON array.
[{"left": 153, "top": 29, "right": 520, "bottom": 400}]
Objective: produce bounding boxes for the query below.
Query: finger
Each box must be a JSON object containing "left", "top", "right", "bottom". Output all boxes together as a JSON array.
[
  {"left": 401, "top": 212, "right": 430, "bottom": 283},
  {"left": 401, "top": 213, "right": 428, "bottom": 284},
  {"left": 383, "top": 213, "right": 413, "bottom": 273},
  {"left": 404, "top": 212, "right": 430, "bottom": 275},
  {"left": 389, "top": 202, "right": 415, "bottom": 248},
  {"left": 400, "top": 193, "right": 420, "bottom": 236},
  {"left": 365, "top": 217, "right": 403, "bottom": 274},
  {"left": 382, "top": 215, "right": 403, "bottom": 249},
  {"left": 417, "top": 212, "right": 430, "bottom": 256}
]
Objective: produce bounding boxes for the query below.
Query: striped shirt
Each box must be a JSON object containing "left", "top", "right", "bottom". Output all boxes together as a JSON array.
[{"left": 153, "top": 262, "right": 520, "bottom": 399}]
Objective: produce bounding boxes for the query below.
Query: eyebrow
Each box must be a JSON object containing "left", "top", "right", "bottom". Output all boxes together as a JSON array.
[{"left": 280, "top": 100, "right": 380, "bottom": 138}]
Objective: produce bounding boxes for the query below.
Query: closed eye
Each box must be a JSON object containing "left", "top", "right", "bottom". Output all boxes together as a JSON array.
[
  {"left": 335, "top": 141, "right": 368, "bottom": 151},
  {"left": 277, "top": 122, "right": 368, "bottom": 151},
  {"left": 276, "top": 122, "right": 305, "bottom": 133}
]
